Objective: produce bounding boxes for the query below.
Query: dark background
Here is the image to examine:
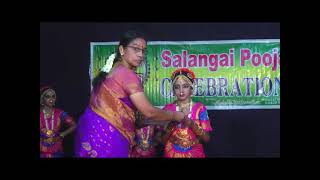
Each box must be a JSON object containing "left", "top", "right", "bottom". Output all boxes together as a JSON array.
[{"left": 40, "top": 22, "right": 280, "bottom": 157}]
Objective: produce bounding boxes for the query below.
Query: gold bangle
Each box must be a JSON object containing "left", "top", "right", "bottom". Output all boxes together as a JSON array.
[
  {"left": 195, "top": 126, "right": 204, "bottom": 136},
  {"left": 198, "top": 129, "right": 205, "bottom": 136}
]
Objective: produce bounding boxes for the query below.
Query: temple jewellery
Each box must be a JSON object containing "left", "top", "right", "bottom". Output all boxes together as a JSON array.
[
  {"left": 43, "top": 109, "right": 55, "bottom": 137},
  {"left": 140, "top": 126, "right": 150, "bottom": 149}
]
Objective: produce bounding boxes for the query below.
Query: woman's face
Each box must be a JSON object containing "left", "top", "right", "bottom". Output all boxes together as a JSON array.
[
  {"left": 120, "top": 38, "right": 147, "bottom": 69},
  {"left": 173, "top": 77, "right": 193, "bottom": 102},
  {"left": 42, "top": 90, "right": 56, "bottom": 107}
]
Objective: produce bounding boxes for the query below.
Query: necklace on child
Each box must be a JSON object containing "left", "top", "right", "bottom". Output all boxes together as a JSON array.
[
  {"left": 139, "top": 126, "right": 150, "bottom": 149},
  {"left": 42, "top": 108, "right": 55, "bottom": 137},
  {"left": 176, "top": 100, "right": 193, "bottom": 128}
]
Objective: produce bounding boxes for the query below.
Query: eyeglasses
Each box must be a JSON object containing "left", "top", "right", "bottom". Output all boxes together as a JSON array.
[{"left": 126, "top": 46, "right": 148, "bottom": 54}]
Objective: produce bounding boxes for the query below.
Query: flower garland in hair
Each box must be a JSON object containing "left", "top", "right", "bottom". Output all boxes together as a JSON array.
[
  {"left": 171, "top": 68, "right": 197, "bottom": 91},
  {"left": 101, "top": 53, "right": 116, "bottom": 73},
  {"left": 171, "top": 68, "right": 196, "bottom": 81}
]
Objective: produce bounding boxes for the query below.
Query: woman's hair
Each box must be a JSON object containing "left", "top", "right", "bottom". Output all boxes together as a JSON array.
[{"left": 92, "top": 30, "right": 147, "bottom": 93}]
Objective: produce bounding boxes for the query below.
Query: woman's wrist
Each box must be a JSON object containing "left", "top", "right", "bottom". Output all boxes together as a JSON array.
[
  {"left": 177, "top": 111, "right": 185, "bottom": 122},
  {"left": 172, "top": 111, "right": 178, "bottom": 121},
  {"left": 171, "top": 111, "right": 175, "bottom": 121}
]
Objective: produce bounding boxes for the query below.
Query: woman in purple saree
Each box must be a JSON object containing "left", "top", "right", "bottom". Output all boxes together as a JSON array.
[{"left": 74, "top": 31, "right": 187, "bottom": 158}]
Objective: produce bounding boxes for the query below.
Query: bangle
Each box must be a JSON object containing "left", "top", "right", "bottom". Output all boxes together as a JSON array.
[
  {"left": 193, "top": 124, "right": 204, "bottom": 136},
  {"left": 197, "top": 128, "right": 205, "bottom": 137}
]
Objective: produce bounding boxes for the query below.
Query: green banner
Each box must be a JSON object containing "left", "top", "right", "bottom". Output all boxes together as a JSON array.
[{"left": 90, "top": 40, "right": 280, "bottom": 110}]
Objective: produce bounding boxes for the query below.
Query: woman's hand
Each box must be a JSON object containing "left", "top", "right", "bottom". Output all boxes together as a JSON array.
[
  {"left": 174, "top": 111, "right": 185, "bottom": 122},
  {"left": 181, "top": 107, "right": 190, "bottom": 116},
  {"left": 135, "top": 111, "right": 148, "bottom": 128},
  {"left": 166, "top": 121, "right": 178, "bottom": 132},
  {"left": 183, "top": 116, "right": 194, "bottom": 127}
]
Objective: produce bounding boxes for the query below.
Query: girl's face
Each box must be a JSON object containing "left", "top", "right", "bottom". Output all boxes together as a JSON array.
[
  {"left": 42, "top": 90, "right": 56, "bottom": 107},
  {"left": 173, "top": 77, "right": 193, "bottom": 102},
  {"left": 120, "top": 38, "right": 147, "bottom": 69}
]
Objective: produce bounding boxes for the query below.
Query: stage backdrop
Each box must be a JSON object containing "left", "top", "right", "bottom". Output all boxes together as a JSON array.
[{"left": 90, "top": 40, "right": 280, "bottom": 110}]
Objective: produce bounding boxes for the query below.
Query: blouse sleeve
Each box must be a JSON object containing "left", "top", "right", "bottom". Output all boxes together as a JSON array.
[
  {"left": 198, "top": 106, "right": 213, "bottom": 132},
  {"left": 122, "top": 70, "right": 144, "bottom": 96}
]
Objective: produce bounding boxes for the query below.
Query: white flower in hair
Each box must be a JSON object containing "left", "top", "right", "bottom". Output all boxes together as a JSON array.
[{"left": 101, "top": 53, "right": 116, "bottom": 73}]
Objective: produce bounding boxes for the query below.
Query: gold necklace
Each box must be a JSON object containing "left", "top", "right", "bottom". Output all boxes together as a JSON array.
[
  {"left": 178, "top": 100, "right": 192, "bottom": 111},
  {"left": 42, "top": 108, "right": 54, "bottom": 137},
  {"left": 176, "top": 101, "right": 193, "bottom": 128},
  {"left": 178, "top": 102, "right": 190, "bottom": 109},
  {"left": 139, "top": 126, "right": 151, "bottom": 149},
  {"left": 140, "top": 126, "right": 150, "bottom": 142}
]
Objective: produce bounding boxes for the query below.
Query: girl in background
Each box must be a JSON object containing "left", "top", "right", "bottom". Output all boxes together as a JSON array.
[{"left": 40, "top": 86, "right": 77, "bottom": 158}]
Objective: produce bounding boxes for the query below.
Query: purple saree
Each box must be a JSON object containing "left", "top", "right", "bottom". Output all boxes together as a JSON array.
[{"left": 74, "top": 64, "right": 143, "bottom": 158}]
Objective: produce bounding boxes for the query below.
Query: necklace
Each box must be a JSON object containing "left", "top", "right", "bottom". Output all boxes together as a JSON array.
[
  {"left": 139, "top": 126, "right": 150, "bottom": 149},
  {"left": 178, "top": 101, "right": 190, "bottom": 109},
  {"left": 176, "top": 100, "right": 193, "bottom": 128},
  {"left": 176, "top": 100, "right": 192, "bottom": 118},
  {"left": 42, "top": 108, "right": 55, "bottom": 137}
]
